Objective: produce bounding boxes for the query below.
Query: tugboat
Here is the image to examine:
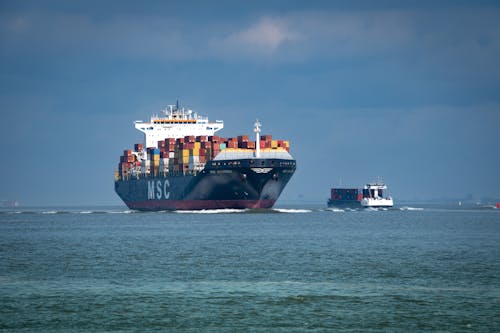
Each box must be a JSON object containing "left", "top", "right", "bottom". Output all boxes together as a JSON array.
[{"left": 360, "top": 183, "right": 394, "bottom": 208}]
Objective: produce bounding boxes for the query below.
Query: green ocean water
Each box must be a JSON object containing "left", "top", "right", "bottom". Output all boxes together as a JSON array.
[{"left": 1, "top": 205, "right": 499, "bottom": 332}]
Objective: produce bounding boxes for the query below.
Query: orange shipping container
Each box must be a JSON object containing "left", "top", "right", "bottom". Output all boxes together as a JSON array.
[{"left": 227, "top": 141, "right": 238, "bottom": 149}]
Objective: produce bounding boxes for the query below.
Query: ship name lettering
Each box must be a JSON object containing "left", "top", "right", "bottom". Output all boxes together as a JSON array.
[
  {"left": 148, "top": 181, "right": 155, "bottom": 199},
  {"left": 156, "top": 181, "right": 163, "bottom": 199},
  {"left": 148, "top": 180, "right": 170, "bottom": 200},
  {"left": 164, "top": 180, "right": 170, "bottom": 199}
]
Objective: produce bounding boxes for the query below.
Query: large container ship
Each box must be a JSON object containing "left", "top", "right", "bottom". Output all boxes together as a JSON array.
[{"left": 114, "top": 102, "right": 296, "bottom": 211}]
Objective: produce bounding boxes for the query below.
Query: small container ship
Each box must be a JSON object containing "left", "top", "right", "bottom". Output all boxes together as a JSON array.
[
  {"left": 328, "top": 182, "right": 394, "bottom": 208},
  {"left": 114, "top": 101, "right": 296, "bottom": 211}
]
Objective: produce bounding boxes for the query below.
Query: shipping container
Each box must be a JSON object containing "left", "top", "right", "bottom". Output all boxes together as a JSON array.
[
  {"left": 227, "top": 141, "right": 238, "bottom": 149},
  {"left": 237, "top": 135, "right": 249, "bottom": 142},
  {"left": 184, "top": 135, "right": 195, "bottom": 143},
  {"left": 261, "top": 134, "right": 272, "bottom": 141}
]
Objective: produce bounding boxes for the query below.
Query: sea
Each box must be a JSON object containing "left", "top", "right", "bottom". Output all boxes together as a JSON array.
[{"left": 1, "top": 204, "right": 499, "bottom": 332}]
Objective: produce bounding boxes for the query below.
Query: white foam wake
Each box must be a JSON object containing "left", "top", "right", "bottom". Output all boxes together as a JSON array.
[
  {"left": 273, "top": 208, "right": 312, "bottom": 213},
  {"left": 175, "top": 209, "right": 248, "bottom": 214},
  {"left": 325, "top": 207, "right": 345, "bottom": 212},
  {"left": 400, "top": 206, "right": 424, "bottom": 211}
]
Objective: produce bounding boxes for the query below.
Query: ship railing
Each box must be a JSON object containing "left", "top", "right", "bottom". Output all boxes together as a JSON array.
[{"left": 118, "top": 169, "right": 202, "bottom": 180}]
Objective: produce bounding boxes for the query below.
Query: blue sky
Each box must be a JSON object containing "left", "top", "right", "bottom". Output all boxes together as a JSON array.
[{"left": 1, "top": 0, "right": 499, "bottom": 206}]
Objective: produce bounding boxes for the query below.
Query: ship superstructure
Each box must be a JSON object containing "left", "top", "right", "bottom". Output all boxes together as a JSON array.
[
  {"left": 360, "top": 183, "right": 394, "bottom": 208},
  {"left": 134, "top": 101, "right": 224, "bottom": 148}
]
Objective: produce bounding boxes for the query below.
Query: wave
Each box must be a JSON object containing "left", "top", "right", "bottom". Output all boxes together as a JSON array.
[
  {"left": 41, "top": 210, "right": 60, "bottom": 214},
  {"left": 175, "top": 209, "right": 248, "bottom": 214},
  {"left": 399, "top": 206, "right": 424, "bottom": 211},
  {"left": 273, "top": 208, "right": 312, "bottom": 213},
  {"left": 325, "top": 207, "right": 345, "bottom": 213},
  {"left": 0, "top": 209, "right": 135, "bottom": 215},
  {"left": 78, "top": 210, "right": 133, "bottom": 214},
  {"left": 106, "top": 210, "right": 134, "bottom": 214}
]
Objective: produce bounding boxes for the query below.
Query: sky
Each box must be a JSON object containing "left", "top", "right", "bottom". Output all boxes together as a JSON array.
[{"left": 1, "top": 0, "right": 499, "bottom": 206}]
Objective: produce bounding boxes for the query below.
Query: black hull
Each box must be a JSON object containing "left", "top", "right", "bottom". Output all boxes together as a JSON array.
[{"left": 115, "top": 158, "right": 296, "bottom": 211}]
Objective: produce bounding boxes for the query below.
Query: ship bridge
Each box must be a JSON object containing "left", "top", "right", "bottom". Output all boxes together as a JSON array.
[{"left": 134, "top": 102, "right": 224, "bottom": 148}]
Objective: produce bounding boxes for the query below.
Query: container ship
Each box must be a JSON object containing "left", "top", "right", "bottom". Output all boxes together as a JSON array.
[
  {"left": 328, "top": 183, "right": 394, "bottom": 208},
  {"left": 114, "top": 102, "right": 296, "bottom": 211}
]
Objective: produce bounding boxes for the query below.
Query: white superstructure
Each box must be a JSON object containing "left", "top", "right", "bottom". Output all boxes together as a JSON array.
[
  {"left": 360, "top": 183, "right": 394, "bottom": 208},
  {"left": 254, "top": 119, "right": 261, "bottom": 158},
  {"left": 134, "top": 101, "right": 224, "bottom": 148}
]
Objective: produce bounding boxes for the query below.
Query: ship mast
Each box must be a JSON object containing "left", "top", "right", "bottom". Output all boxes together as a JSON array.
[{"left": 254, "top": 119, "right": 261, "bottom": 158}]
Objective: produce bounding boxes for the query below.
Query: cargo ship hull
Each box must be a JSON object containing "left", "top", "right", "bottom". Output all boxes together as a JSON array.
[
  {"left": 327, "top": 199, "right": 362, "bottom": 208},
  {"left": 327, "top": 188, "right": 362, "bottom": 208},
  {"left": 115, "top": 158, "right": 295, "bottom": 211}
]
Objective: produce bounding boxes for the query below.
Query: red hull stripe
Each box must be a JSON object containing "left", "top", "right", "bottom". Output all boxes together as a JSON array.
[{"left": 125, "top": 199, "right": 276, "bottom": 210}]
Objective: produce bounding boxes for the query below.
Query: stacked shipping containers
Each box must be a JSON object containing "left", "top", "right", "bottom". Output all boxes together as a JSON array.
[
  {"left": 117, "top": 134, "right": 291, "bottom": 178},
  {"left": 330, "top": 188, "right": 362, "bottom": 202}
]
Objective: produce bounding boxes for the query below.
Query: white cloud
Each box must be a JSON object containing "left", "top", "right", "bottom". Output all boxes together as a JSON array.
[
  {"left": 211, "top": 17, "right": 301, "bottom": 56},
  {"left": 2, "top": 7, "right": 500, "bottom": 68}
]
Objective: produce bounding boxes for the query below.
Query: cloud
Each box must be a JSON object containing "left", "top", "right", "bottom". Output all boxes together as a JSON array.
[
  {"left": 2, "top": 7, "right": 500, "bottom": 63},
  {"left": 210, "top": 17, "right": 301, "bottom": 57}
]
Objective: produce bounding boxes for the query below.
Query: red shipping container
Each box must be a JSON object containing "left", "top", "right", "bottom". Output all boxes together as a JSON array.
[
  {"left": 227, "top": 141, "right": 238, "bottom": 148},
  {"left": 184, "top": 136, "right": 195, "bottom": 143},
  {"left": 124, "top": 149, "right": 132, "bottom": 156},
  {"left": 134, "top": 143, "right": 143, "bottom": 151},
  {"left": 196, "top": 135, "right": 207, "bottom": 142},
  {"left": 119, "top": 162, "right": 131, "bottom": 170}
]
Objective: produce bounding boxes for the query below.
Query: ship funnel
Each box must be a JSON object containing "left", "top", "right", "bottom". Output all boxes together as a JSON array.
[{"left": 254, "top": 119, "right": 261, "bottom": 158}]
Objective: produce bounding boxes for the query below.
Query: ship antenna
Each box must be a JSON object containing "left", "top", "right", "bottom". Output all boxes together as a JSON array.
[{"left": 254, "top": 119, "right": 261, "bottom": 158}]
